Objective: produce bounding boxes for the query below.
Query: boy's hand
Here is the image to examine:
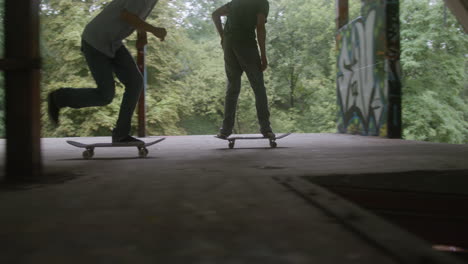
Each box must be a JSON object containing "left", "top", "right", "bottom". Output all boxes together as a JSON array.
[
  {"left": 261, "top": 55, "right": 268, "bottom": 72},
  {"left": 151, "top": 27, "right": 167, "bottom": 41}
]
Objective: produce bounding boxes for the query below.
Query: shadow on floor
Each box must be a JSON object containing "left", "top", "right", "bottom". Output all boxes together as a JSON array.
[
  {"left": 0, "top": 170, "right": 85, "bottom": 192},
  {"left": 56, "top": 157, "right": 159, "bottom": 161}
]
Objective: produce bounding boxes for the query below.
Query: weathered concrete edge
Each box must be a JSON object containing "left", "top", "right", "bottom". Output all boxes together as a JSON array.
[{"left": 272, "top": 176, "right": 465, "bottom": 264}]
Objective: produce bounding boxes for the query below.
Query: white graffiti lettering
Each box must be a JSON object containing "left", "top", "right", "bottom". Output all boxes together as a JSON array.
[{"left": 337, "top": 9, "right": 388, "bottom": 134}]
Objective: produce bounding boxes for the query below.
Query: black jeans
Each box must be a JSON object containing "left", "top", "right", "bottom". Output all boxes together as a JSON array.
[
  {"left": 221, "top": 40, "right": 272, "bottom": 135},
  {"left": 55, "top": 40, "right": 143, "bottom": 139}
]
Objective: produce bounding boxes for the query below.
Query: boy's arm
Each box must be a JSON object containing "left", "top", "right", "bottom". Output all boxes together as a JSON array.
[
  {"left": 256, "top": 13, "right": 268, "bottom": 71},
  {"left": 121, "top": 9, "right": 167, "bottom": 41},
  {"left": 212, "top": 4, "right": 230, "bottom": 45}
]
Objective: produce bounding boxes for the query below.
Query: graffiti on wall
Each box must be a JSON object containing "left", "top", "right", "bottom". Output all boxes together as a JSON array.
[{"left": 336, "top": 4, "right": 389, "bottom": 136}]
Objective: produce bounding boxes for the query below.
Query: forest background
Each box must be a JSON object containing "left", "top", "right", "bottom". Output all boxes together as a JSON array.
[{"left": 0, "top": 0, "right": 466, "bottom": 143}]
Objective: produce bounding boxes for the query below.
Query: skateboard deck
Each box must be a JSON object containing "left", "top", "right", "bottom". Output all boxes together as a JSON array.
[
  {"left": 215, "top": 132, "right": 292, "bottom": 149},
  {"left": 67, "top": 138, "right": 166, "bottom": 159}
]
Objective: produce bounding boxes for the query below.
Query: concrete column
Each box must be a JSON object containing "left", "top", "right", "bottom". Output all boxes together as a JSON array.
[
  {"left": 3, "top": 0, "right": 42, "bottom": 181},
  {"left": 386, "top": 0, "right": 402, "bottom": 139}
]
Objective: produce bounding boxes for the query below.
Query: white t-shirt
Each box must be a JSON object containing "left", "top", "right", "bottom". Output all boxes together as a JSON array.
[{"left": 82, "top": 0, "right": 159, "bottom": 58}]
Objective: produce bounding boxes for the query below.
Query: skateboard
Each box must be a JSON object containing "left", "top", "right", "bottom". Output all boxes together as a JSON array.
[
  {"left": 215, "top": 132, "right": 292, "bottom": 149},
  {"left": 66, "top": 138, "right": 166, "bottom": 159}
]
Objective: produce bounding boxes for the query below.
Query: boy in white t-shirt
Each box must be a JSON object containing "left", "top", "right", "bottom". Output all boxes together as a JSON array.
[{"left": 47, "top": 0, "right": 166, "bottom": 143}]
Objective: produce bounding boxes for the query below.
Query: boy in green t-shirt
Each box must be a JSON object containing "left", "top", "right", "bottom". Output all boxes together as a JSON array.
[{"left": 212, "top": 0, "right": 274, "bottom": 139}]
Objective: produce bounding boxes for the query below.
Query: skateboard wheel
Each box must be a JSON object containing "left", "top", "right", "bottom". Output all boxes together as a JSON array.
[
  {"left": 139, "top": 148, "right": 148, "bottom": 158},
  {"left": 83, "top": 149, "right": 94, "bottom": 159},
  {"left": 270, "top": 141, "right": 277, "bottom": 148},
  {"left": 228, "top": 142, "right": 235, "bottom": 149}
]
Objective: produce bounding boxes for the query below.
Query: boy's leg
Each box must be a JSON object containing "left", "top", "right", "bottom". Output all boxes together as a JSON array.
[
  {"left": 53, "top": 40, "right": 116, "bottom": 109},
  {"left": 111, "top": 45, "right": 144, "bottom": 140},
  {"left": 221, "top": 42, "right": 243, "bottom": 136},
  {"left": 232, "top": 45, "right": 272, "bottom": 135}
]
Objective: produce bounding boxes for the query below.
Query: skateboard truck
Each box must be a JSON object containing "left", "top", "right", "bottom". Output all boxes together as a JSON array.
[
  {"left": 217, "top": 133, "right": 291, "bottom": 149},
  {"left": 227, "top": 138, "right": 277, "bottom": 149},
  {"left": 81, "top": 145, "right": 148, "bottom": 159}
]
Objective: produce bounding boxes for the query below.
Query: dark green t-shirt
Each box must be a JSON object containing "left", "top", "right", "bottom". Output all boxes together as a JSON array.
[{"left": 223, "top": 0, "right": 269, "bottom": 45}]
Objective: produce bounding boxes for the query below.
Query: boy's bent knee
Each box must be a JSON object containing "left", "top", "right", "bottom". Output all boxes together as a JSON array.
[{"left": 98, "top": 90, "right": 115, "bottom": 105}]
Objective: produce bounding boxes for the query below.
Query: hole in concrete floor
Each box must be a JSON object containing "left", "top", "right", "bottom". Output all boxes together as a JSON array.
[{"left": 304, "top": 170, "right": 468, "bottom": 262}]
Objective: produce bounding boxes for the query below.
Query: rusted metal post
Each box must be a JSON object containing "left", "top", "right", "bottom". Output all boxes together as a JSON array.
[
  {"left": 3, "top": 0, "right": 42, "bottom": 181},
  {"left": 336, "top": 0, "right": 349, "bottom": 30},
  {"left": 386, "top": 0, "right": 402, "bottom": 139},
  {"left": 136, "top": 31, "right": 147, "bottom": 138}
]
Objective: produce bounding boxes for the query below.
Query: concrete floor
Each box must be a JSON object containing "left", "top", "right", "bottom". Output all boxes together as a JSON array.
[{"left": 0, "top": 133, "right": 467, "bottom": 263}]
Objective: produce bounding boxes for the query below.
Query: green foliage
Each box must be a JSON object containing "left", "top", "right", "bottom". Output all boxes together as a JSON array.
[
  {"left": 176, "top": 36, "right": 225, "bottom": 132},
  {"left": 400, "top": 0, "right": 468, "bottom": 144},
  {"left": 181, "top": 0, "right": 227, "bottom": 41},
  {"left": 265, "top": 0, "right": 337, "bottom": 133},
  {"left": 404, "top": 90, "right": 468, "bottom": 143},
  {"left": 0, "top": 0, "right": 466, "bottom": 143},
  {"left": 40, "top": 0, "right": 103, "bottom": 137}
]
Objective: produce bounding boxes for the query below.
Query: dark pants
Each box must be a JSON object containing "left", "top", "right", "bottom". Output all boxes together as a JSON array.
[
  {"left": 221, "top": 40, "right": 271, "bottom": 135},
  {"left": 54, "top": 40, "right": 143, "bottom": 139}
]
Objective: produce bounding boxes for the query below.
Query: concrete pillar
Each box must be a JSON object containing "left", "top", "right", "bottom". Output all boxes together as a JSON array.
[
  {"left": 3, "top": 0, "right": 42, "bottom": 181},
  {"left": 386, "top": 0, "right": 402, "bottom": 139},
  {"left": 336, "top": 0, "right": 402, "bottom": 138}
]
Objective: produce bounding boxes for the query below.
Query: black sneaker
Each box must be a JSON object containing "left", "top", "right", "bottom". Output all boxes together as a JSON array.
[
  {"left": 47, "top": 91, "right": 60, "bottom": 127},
  {"left": 262, "top": 131, "right": 276, "bottom": 139},
  {"left": 216, "top": 132, "right": 230, "bottom": 139},
  {"left": 112, "top": 135, "right": 144, "bottom": 144}
]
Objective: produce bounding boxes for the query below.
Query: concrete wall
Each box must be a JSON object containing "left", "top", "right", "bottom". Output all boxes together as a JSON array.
[{"left": 336, "top": 0, "right": 401, "bottom": 138}]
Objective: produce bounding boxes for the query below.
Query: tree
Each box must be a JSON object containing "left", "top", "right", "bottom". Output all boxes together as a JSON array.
[
  {"left": 265, "top": 0, "right": 338, "bottom": 133},
  {"left": 400, "top": 0, "right": 468, "bottom": 143},
  {"left": 182, "top": 0, "right": 226, "bottom": 41}
]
